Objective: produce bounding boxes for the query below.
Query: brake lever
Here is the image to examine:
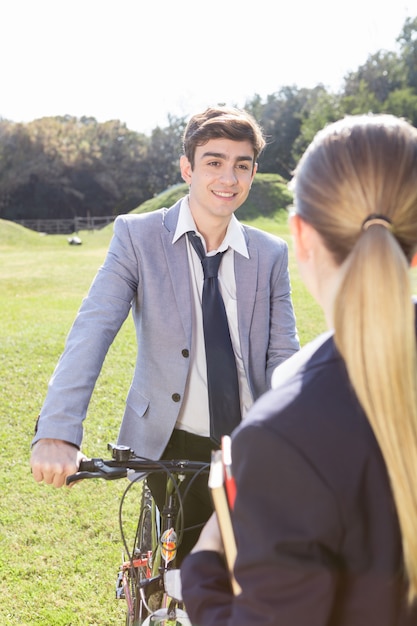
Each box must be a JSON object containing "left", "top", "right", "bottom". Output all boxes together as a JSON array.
[{"left": 65, "top": 459, "right": 128, "bottom": 485}]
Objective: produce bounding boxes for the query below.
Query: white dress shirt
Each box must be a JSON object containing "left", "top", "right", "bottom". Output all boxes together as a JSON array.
[{"left": 172, "top": 196, "right": 253, "bottom": 436}]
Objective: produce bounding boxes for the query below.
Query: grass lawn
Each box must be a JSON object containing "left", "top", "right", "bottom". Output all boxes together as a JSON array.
[
  {"left": 0, "top": 216, "right": 415, "bottom": 625},
  {"left": 1, "top": 223, "right": 139, "bottom": 625}
]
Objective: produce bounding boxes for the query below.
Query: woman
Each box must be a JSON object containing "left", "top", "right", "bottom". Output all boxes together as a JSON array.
[{"left": 180, "top": 114, "right": 417, "bottom": 625}]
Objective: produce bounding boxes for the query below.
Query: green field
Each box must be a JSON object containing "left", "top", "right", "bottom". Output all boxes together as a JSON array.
[{"left": 1, "top": 216, "right": 414, "bottom": 625}]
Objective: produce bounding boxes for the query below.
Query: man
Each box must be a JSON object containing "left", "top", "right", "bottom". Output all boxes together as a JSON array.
[{"left": 30, "top": 106, "right": 299, "bottom": 559}]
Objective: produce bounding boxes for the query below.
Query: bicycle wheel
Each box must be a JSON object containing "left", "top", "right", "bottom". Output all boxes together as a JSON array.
[
  {"left": 127, "top": 480, "right": 164, "bottom": 624},
  {"left": 135, "top": 479, "right": 154, "bottom": 554}
]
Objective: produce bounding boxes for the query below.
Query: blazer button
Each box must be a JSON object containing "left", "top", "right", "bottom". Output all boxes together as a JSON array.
[
  {"left": 172, "top": 393, "right": 181, "bottom": 402},
  {"left": 182, "top": 349, "right": 189, "bottom": 358}
]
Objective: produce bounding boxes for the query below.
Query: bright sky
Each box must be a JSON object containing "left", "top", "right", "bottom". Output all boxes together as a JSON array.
[{"left": 1, "top": 0, "right": 416, "bottom": 135}]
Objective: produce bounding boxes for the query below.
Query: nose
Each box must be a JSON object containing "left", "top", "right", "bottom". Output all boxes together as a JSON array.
[{"left": 220, "top": 165, "right": 238, "bottom": 185}]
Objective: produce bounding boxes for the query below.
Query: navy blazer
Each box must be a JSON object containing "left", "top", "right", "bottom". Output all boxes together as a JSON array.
[
  {"left": 181, "top": 331, "right": 417, "bottom": 625},
  {"left": 34, "top": 199, "right": 299, "bottom": 458}
]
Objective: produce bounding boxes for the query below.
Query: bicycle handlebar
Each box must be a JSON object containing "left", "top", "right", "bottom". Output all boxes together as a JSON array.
[{"left": 66, "top": 443, "right": 210, "bottom": 485}]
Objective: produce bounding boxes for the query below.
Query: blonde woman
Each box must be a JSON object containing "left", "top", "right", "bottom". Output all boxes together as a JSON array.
[{"left": 181, "top": 114, "right": 417, "bottom": 625}]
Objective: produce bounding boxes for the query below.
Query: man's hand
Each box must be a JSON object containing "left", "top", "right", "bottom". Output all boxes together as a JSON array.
[{"left": 30, "top": 438, "right": 86, "bottom": 488}]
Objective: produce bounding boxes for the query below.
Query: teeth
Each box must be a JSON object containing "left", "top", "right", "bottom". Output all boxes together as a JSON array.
[{"left": 214, "top": 191, "right": 234, "bottom": 197}]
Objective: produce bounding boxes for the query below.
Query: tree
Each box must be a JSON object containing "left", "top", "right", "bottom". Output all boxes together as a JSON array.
[
  {"left": 0, "top": 116, "right": 150, "bottom": 220},
  {"left": 343, "top": 50, "right": 406, "bottom": 103},
  {"left": 0, "top": 118, "right": 71, "bottom": 220},
  {"left": 78, "top": 119, "right": 150, "bottom": 215},
  {"left": 292, "top": 88, "right": 342, "bottom": 164},
  {"left": 257, "top": 86, "right": 329, "bottom": 179},
  {"left": 382, "top": 88, "right": 417, "bottom": 126},
  {"left": 145, "top": 115, "right": 186, "bottom": 197},
  {"left": 340, "top": 81, "right": 382, "bottom": 116},
  {"left": 397, "top": 16, "right": 417, "bottom": 90},
  {"left": 244, "top": 94, "right": 264, "bottom": 127}
]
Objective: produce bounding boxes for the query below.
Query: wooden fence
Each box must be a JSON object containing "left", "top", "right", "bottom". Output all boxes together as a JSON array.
[{"left": 13, "top": 216, "right": 115, "bottom": 234}]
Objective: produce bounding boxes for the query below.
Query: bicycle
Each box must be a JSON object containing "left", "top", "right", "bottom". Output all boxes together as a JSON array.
[{"left": 66, "top": 443, "right": 210, "bottom": 626}]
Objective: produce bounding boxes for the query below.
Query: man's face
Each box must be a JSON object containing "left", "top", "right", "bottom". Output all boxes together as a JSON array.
[{"left": 180, "top": 138, "right": 257, "bottom": 224}]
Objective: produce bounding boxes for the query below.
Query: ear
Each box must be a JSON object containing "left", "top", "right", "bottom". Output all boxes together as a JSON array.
[
  {"left": 412, "top": 252, "right": 417, "bottom": 268},
  {"left": 180, "top": 155, "right": 192, "bottom": 184},
  {"left": 289, "top": 213, "right": 313, "bottom": 263}
]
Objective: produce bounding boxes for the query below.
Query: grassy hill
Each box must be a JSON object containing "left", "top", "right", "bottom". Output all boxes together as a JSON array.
[{"left": 0, "top": 218, "right": 47, "bottom": 247}]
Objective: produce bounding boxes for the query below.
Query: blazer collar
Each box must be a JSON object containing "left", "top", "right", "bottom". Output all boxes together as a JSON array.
[
  {"left": 162, "top": 198, "right": 182, "bottom": 234},
  {"left": 168, "top": 195, "right": 249, "bottom": 258},
  {"left": 161, "top": 197, "right": 258, "bottom": 364}
]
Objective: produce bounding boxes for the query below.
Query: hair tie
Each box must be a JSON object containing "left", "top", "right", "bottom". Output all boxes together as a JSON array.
[{"left": 362, "top": 214, "right": 392, "bottom": 231}]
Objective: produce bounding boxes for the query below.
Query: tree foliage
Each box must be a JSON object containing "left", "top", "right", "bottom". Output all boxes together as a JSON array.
[
  {"left": 398, "top": 16, "right": 417, "bottom": 90},
  {"left": 0, "top": 116, "right": 153, "bottom": 220},
  {"left": 1, "top": 15, "right": 417, "bottom": 222}
]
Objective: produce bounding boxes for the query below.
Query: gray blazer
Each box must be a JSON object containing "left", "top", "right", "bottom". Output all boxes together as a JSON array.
[{"left": 34, "top": 200, "right": 299, "bottom": 458}]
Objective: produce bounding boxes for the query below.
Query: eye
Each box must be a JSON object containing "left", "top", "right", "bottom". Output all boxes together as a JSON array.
[
  {"left": 208, "top": 160, "right": 221, "bottom": 167},
  {"left": 237, "top": 163, "right": 250, "bottom": 171}
]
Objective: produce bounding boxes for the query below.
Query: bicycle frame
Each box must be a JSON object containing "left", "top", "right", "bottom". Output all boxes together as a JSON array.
[
  {"left": 118, "top": 479, "right": 178, "bottom": 624},
  {"left": 67, "top": 444, "right": 209, "bottom": 625}
]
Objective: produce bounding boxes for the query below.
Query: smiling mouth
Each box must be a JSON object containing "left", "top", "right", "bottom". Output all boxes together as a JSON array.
[{"left": 212, "top": 190, "right": 236, "bottom": 198}]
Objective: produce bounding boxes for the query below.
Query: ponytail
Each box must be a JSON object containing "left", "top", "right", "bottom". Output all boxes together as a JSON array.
[
  {"left": 293, "top": 114, "right": 417, "bottom": 602},
  {"left": 334, "top": 224, "right": 417, "bottom": 602}
]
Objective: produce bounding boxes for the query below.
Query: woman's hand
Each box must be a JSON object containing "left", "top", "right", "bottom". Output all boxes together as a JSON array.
[{"left": 192, "top": 512, "right": 224, "bottom": 554}]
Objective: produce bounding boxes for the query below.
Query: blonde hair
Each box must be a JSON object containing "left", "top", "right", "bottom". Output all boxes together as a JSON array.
[{"left": 292, "top": 114, "right": 417, "bottom": 602}]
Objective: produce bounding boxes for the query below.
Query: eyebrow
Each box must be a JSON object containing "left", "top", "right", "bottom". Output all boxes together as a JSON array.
[{"left": 201, "top": 151, "right": 254, "bottom": 163}]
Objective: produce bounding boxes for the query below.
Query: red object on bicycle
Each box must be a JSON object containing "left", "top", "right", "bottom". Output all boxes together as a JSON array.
[{"left": 161, "top": 527, "right": 177, "bottom": 564}]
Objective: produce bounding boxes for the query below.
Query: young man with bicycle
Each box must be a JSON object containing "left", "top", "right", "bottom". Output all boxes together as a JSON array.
[{"left": 30, "top": 105, "right": 299, "bottom": 561}]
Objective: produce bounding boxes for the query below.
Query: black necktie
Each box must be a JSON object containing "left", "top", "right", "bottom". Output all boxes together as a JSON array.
[{"left": 188, "top": 232, "right": 241, "bottom": 445}]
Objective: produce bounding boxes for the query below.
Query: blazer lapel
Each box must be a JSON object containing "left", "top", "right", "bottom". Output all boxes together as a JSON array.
[
  {"left": 235, "top": 233, "right": 258, "bottom": 368},
  {"left": 160, "top": 204, "right": 259, "bottom": 365},
  {"left": 161, "top": 201, "right": 193, "bottom": 344}
]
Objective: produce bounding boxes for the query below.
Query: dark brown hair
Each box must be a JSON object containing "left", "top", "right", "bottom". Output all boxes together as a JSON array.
[{"left": 182, "top": 106, "right": 266, "bottom": 168}]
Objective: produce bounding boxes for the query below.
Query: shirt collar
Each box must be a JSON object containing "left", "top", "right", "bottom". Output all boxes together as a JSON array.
[{"left": 173, "top": 195, "right": 249, "bottom": 258}]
